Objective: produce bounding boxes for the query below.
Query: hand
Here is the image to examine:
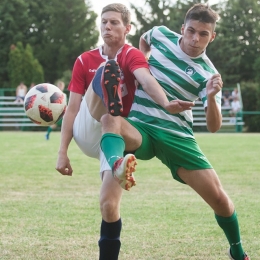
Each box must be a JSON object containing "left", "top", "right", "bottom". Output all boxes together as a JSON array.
[
  {"left": 55, "top": 153, "right": 73, "bottom": 176},
  {"left": 206, "top": 74, "right": 223, "bottom": 98},
  {"left": 164, "top": 100, "right": 195, "bottom": 114}
]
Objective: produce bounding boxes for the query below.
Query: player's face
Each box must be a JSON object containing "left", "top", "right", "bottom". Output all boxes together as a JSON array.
[
  {"left": 180, "top": 20, "right": 216, "bottom": 57},
  {"left": 101, "top": 11, "right": 131, "bottom": 46}
]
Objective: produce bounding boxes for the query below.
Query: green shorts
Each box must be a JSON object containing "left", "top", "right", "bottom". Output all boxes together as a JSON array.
[{"left": 125, "top": 119, "right": 213, "bottom": 184}]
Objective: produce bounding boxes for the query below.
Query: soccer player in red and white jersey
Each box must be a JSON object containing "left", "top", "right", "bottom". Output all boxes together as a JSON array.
[{"left": 56, "top": 3, "right": 192, "bottom": 260}]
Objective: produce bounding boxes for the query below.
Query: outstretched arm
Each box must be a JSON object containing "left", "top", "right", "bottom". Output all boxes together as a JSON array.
[{"left": 56, "top": 92, "right": 82, "bottom": 175}]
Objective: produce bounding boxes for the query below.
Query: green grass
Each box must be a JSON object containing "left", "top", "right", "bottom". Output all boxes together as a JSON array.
[{"left": 0, "top": 132, "right": 259, "bottom": 260}]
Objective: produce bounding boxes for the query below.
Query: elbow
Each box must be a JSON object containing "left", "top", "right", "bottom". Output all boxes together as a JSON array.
[
  {"left": 207, "top": 127, "right": 220, "bottom": 133},
  {"left": 207, "top": 121, "right": 222, "bottom": 133}
]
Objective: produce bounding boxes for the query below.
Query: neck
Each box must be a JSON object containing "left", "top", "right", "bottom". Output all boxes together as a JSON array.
[{"left": 102, "top": 43, "right": 125, "bottom": 59}]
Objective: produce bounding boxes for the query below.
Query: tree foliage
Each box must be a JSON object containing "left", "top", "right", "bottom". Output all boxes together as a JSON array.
[
  {"left": 207, "top": 0, "right": 260, "bottom": 84},
  {"left": 128, "top": 0, "right": 209, "bottom": 47},
  {"left": 0, "top": 0, "right": 99, "bottom": 87},
  {"left": 7, "top": 42, "right": 44, "bottom": 88}
]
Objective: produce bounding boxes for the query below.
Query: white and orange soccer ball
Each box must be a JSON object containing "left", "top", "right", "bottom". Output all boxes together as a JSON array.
[{"left": 24, "top": 83, "right": 67, "bottom": 126}]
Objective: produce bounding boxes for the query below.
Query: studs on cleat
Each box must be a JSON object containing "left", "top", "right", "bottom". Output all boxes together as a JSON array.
[{"left": 101, "top": 59, "right": 123, "bottom": 116}]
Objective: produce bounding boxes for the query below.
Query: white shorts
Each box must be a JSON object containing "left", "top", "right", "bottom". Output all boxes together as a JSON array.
[{"left": 73, "top": 96, "right": 111, "bottom": 174}]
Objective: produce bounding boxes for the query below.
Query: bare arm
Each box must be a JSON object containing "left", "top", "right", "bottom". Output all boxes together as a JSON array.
[
  {"left": 139, "top": 36, "right": 151, "bottom": 60},
  {"left": 205, "top": 74, "right": 223, "bottom": 132},
  {"left": 133, "top": 68, "right": 194, "bottom": 114},
  {"left": 56, "top": 92, "right": 82, "bottom": 175}
]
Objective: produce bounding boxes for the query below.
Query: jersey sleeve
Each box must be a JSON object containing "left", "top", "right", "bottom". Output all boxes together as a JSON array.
[
  {"left": 68, "top": 56, "right": 86, "bottom": 95},
  {"left": 142, "top": 26, "right": 162, "bottom": 46},
  {"left": 125, "top": 48, "right": 149, "bottom": 73}
]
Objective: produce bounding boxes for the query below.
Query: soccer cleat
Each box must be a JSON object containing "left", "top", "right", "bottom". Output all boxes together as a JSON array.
[
  {"left": 101, "top": 59, "right": 123, "bottom": 116},
  {"left": 112, "top": 154, "right": 137, "bottom": 191},
  {"left": 45, "top": 133, "right": 49, "bottom": 140},
  {"left": 227, "top": 248, "right": 250, "bottom": 260}
]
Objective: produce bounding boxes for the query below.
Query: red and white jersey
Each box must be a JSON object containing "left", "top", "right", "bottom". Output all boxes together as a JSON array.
[{"left": 68, "top": 44, "right": 149, "bottom": 117}]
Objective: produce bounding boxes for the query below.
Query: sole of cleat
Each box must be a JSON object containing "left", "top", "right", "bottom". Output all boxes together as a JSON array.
[{"left": 102, "top": 60, "right": 123, "bottom": 116}]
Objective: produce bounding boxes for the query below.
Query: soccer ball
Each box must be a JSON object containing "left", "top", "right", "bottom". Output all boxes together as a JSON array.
[{"left": 24, "top": 83, "right": 67, "bottom": 126}]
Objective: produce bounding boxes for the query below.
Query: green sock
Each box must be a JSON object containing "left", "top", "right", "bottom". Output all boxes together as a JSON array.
[
  {"left": 100, "top": 133, "right": 125, "bottom": 169},
  {"left": 215, "top": 211, "right": 244, "bottom": 260},
  {"left": 47, "top": 126, "right": 52, "bottom": 134}
]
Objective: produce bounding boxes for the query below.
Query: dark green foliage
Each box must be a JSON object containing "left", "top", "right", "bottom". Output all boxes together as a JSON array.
[
  {"left": 240, "top": 82, "right": 260, "bottom": 132},
  {"left": 128, "top": 0, "right": 204, "bottom": 47},
  {"left": 0, "top": 0, "right": 29, "bottom": 88},
  {"left": 0, "top": 0, "right": 99, "bottom": 87},
  {"left": 7, "top": 42, "right": 44, "bottom": 88},
  {"left": 208, "top": 0, "right": 260, "bottom": 84}
]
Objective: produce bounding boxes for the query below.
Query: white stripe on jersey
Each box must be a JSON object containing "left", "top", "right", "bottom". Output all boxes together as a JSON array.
[
  {"left": 128, "top": 115, "right": 194, "bottom": 139},
  {"left": 135, "top": 89, "right": 193, "bottom": 123},
  {"left": 149, "top": 65, "right": 199, "bottom": 102}
]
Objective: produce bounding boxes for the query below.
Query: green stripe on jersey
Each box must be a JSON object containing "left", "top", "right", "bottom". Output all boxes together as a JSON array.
[
  {"left": 192, "top": 57, "right": 216, "bottom": 74},
  {"left": 149, "top": 56, "right": 201, "bottom": 97},
  {"left": 150, "top": 38, "right": 207, "bottom": 85},
  {"left": 128, "top": 110, "right": 194, "bottom": 137},
  {"left": 133, "top": 93, "right": 193, "bottom": 128}
]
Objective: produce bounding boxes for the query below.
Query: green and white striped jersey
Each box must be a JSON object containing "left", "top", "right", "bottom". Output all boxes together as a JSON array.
[{"left": 128, "top": 26, "right": 222, "bottom": 139}]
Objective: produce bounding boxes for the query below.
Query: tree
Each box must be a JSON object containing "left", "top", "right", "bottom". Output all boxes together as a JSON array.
[
  {"left": 128, "top": 0, "right": 208, "bottom": 47},
  {"left": 207, "top": 0, "right": 260, "bottom": 84},
  {"left": 28, "top": 0, "right": 99, "bottom": 82},
  {"left": 7, "top": 42, "right": 26, "bottom": 88},
  {"left": 0, "top": 0, "right": 30, "bottom": 87},
  {"left": 7, "top": 42, "right": 44, "bottom": 88},
  {"left": 0, "top": 0, "right": 99, "bottom": 87}
]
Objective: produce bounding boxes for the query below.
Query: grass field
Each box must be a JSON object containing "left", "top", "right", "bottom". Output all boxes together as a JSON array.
[{"left": 0, "top": 131, "right": 259, "bottom": 260}]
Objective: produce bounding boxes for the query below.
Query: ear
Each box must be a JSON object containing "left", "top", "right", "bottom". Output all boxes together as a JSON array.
[
  {"left": 210, "top": 32, "right": 216, "bottom": 43},
  {"left": 181, "top": 24, "right": 185, "bottom": 35},
  {"left": 125, "top": 24, "right": 131, "bottom": 35}
]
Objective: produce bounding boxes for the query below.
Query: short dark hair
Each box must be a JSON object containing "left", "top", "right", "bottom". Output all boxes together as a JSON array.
[
  {"left": 101, "top": 3, "right": 131, "bottom": 26},
  {"left": 184, "top": 3, "right": 219, "bottom": 30}
]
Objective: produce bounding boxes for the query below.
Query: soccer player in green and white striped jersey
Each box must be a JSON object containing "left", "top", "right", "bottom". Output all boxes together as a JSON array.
[
  {"left": 132, "top": 24, "right": 221, "bottom": 139},
  {"left": 100, "top": 3, "right": 250, "bottom": 260}
]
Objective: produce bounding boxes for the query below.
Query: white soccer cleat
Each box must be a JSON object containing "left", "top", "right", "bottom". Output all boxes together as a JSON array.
[
  {"left": 227, "top": 248, "right": 250, "bottom": 260},
  {"left": 112, "top": 154, "right": 137, "bottom": 191}
]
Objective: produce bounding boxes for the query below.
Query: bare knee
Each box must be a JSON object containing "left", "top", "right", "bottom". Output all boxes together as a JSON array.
[
  {"left": 211, "top": 187, "right": 235, "bottom": 217},
  {"left": 100, "top": 198, "right": 120, "bottom": 221},
  {"left": 100, "top": 114, "right": 122, "bottom": 134}
]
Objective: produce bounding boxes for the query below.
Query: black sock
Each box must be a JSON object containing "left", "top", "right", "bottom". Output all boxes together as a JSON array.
[{"left": 98, "top": 218, "right": 122, "bottom": 260}]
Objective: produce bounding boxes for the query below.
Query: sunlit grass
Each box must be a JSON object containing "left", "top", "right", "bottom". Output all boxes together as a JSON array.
[{"left": 0, "top": 132, "right": 259, "bottom": 259}]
